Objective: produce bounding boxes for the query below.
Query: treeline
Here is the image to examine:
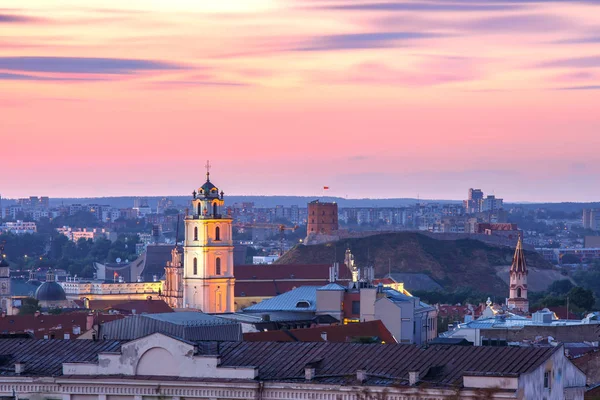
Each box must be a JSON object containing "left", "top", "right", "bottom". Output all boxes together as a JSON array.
[{"left": 0, "top": 232, "right": 140, "bottom": 278}]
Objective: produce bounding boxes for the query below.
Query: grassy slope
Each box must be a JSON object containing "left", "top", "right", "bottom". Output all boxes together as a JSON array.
[{"left": 277, "top": 232, "right": 554, "bottom": 295}]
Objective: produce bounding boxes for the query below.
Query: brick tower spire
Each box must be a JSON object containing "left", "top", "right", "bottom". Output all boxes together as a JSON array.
[{"left": 507, "top": 235, "right": 529, "bottom": 313}]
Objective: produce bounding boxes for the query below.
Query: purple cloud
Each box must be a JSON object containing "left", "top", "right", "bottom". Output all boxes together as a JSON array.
[
  {"left": 295, "top": 32, "right": 446, "bottom": 51},
  {"left": 0, "top": 72, "right": 107, "bottom": 82},
  {"left": 555, "top": 85, "right": 600, "bottom": 90},
  {"left": 0, "top": 13, "right": 45, "bottom": 23},
  {"left": 0, "top": 56, "right": 183, "bottom": 74},
  {"left": 539, "top": 56, "right": 600, "bottom": 68},
  {"left": 321, "top": 2, "right": 521, "bottom": 12}
]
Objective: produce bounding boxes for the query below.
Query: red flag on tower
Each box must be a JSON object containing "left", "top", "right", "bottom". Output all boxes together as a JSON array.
[{"left": 323, "top": 186, "right": 330, "bottom": 190}]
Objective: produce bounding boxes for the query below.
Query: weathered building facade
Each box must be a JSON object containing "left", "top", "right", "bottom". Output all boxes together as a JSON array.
[{"left": 0, "top": 335, "right": 586, "bottom": 400}]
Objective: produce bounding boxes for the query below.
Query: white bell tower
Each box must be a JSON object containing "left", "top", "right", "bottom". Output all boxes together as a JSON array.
[{"left": 183, "top": 162, "right": 234, "bottom": 313}]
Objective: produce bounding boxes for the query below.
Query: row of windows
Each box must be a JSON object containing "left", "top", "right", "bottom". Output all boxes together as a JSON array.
[
  {"left": 193, "top": 226, "right": 221, "bottom": 241},
  {"left": 192, "top": 257, "right": 222, "bottom": 275}
]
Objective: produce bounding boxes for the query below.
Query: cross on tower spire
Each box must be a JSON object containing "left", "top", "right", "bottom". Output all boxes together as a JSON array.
[{"left": 205, "top": 160, "right": 211, "bottom": 182}]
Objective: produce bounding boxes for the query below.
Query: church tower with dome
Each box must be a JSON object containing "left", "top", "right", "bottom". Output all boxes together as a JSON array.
[{"left": 182, "top": 162, "right": 234, "bottom": 313}]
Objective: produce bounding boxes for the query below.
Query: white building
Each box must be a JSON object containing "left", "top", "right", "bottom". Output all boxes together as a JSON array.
[
  {"left": 0, "top": 220, "right": 37, "bottom": 234},
  {"left": 0, "top": 333, "right": 587, "bottom": 400}
]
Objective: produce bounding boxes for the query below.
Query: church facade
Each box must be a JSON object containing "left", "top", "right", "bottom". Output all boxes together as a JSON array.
[{"left": 163, "top": 166, "right": 235, "bottom": 313}]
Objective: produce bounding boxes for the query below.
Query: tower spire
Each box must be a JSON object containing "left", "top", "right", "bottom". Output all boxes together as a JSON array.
[
  {"left": 205, "top": 160, "right": 211, "bottom": 182},
  {"left": 511, "top": 234, "right": 527, "bottom": 274}
]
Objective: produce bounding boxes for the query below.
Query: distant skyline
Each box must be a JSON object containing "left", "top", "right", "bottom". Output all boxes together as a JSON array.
[{"left": 1, "top": 1, "right": 599, "bottom": 202}]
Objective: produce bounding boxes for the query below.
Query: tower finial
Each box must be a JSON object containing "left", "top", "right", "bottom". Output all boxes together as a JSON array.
[{"left": 205, "top": 160, "right": 211, "bottom": 182}]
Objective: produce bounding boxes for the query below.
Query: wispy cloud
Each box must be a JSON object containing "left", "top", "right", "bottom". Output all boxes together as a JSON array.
[
  {"left": 538, "top": 55, "right": 600, "bottom": 68},
  {"left": 320, "top": 2, "right": 522, "bottom": 12},
  {"left": 0, "top": 56, "right": 184, "bottom": 74},
  {"left": 553, "top": 36, "right": 600, "bottom": 44},
  {"left": 555, "top": 85, "right": 600, "bottom": 90},
  {"left": 0, "top": 13, "right": 46, "bottom": 23},
  {"left": 294, "top": 31, "right": 446, "bottom": 51},
  {"left": 0, "top": 72, "right": 107, "bottom": 81}
]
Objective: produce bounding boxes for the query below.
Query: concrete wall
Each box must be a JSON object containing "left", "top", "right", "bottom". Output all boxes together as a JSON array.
[
  {"left": 63, "top": 333, "right": 257, "bottom": 380},
  {"left": 519, "top": 348, "right": 586, "bottom": 400}
]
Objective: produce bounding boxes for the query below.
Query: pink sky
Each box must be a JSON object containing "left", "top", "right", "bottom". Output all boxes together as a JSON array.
[{"left": 1, "top": 0, "right": 599, "bottom": 202}]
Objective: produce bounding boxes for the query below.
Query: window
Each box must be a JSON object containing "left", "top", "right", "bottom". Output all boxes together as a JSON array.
[
  {"left": 194, "top": 227, "right": 198, "bottom": 241},
  {"left": 213, "top": 203, "right": 218, "bottom": 216},
  {"left": 517, "top": 287, "right": 522, "bottom": 297},
  {"left": 351, "top": 301, "right": 360, "bottom": 315},
  {"left": 216, "top": 289, "right": 222, "bottom": 311},
  {"left": 216, "top": 257, "right": 221, "bottom": 275},
  {"left": 197, "top": 203, "right": 201, "bottom": 215},
  {"left": 215, "top": 226, "right": 221, "bottom": 241},
  {"left": 544, "top": 371, "right": 552, "bottom": 389},
  {"left": 193, "top": 258, "right": 198, "bottom": 275}
]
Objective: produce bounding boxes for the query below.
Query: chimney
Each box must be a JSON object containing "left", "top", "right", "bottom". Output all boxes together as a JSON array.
[
  {"left": 86, "top": 314, "right": 94, "bottom": 331},
  {"left": 305, "top": 366, "right": 316, "bottom": 381},
  {"left": 83, "top": 297, "right": 90, "bottom": 309},
  {"left": 356, "top": 370, "right": 368, "bottom": 383},
  {"left": 15, "top": 362, "right": 26, "bottom": 375},
  {"left": 320, "top": 332, "right": 327, "bottom": 342},
  {"left": 409, "top": 371, "right": 420, "bottom": 386}
]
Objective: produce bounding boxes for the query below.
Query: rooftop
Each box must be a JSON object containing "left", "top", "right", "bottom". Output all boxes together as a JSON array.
[
  {"left": 243, "top": 286, "right": 319, "bottom": 313},
  {"left": 0, "top": 338, "right": 559, "bottom": 387},
  {"left": 243, "top": 320, "right": 396, "bottom": 344}
]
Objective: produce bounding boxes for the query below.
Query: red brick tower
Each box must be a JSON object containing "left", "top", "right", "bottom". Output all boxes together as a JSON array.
[{"left": 307, "top": 200, "right": 339, "bottom": 235}]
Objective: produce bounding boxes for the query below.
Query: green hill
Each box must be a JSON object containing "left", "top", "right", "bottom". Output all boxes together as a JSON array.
[{"left": 276, "top": 232, "right": 555, "bottom": 295}]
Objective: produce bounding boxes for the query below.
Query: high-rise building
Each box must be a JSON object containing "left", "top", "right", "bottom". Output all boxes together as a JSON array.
[
  {"left": 307, "top": 200, "right": 338, "bottom": 235},
  {"left": 507, "top": 237, "right": 528, "bottom": 313},
  {"left": 183, "top": 167, "right": 234, "bottom": 312},
  {"left": 481, "top": 195, "right": 503, "bottom": 212},
  {"left": 464, "top": 188, "right": 484, "bottom": 214},
  {"left": 583, "top": 209, "right": 600, "bottom": 231}
]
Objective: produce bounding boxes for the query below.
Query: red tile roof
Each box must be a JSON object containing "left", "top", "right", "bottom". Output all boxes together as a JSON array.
[
  {"left": 235, "top": 280, "right": 329, "bottom": 297},
  {"left": 0, "top": 312, "right": 123, "bottom": 339},
  {"left": 243, "top": 320, "right": 396, "bottom": 344},
  {"left": 76, "top": 299, "right": 173, "bottom": 314},
  {"left": 235, "top": 264, "right": 352, "bottom": 280},
  {"left": 233, "top": 264, "right": 352, "bottom": 298}
]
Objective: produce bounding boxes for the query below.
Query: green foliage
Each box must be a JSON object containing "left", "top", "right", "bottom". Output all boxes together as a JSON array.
[
  {"left": 561, "top": 254, "right": 581, "bottom": 264},
  {"left": 18, "top": 297, "right": 41, "bottom": 315},
  {"left": 547, "top": 279, "right": 574, "bottom": 295},
  {"left": 412, "top": 287, "right": 487, "bottom": 306},
  {"left": 572, "top": 263, "right": 600, "bottom": 309},
  {"left": 568, "top": 287, "right": 595, "bottom": 310},
  {"left": 48, "top": 307, "right": 63, "bottom": 315}
]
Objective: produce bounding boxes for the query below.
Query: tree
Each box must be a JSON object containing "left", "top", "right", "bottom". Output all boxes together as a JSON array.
[
  {"left": 19, "top": 297, "right": 41, "bottom": 315},
  {"left": 547, "top": 280, "right": 574, "bottom": 295},
  {"left": 561, "top": 254, "right": 581, "bottom": 264},
  {"left": 568, "top": 287, "right": 595, "bottom": 311}
]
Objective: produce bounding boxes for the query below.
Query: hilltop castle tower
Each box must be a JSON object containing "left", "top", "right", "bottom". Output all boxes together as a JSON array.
[
  {"left": 182, "top": 163, "right": 234, "bottom": 313},
  {"left": 507, "top": 236, "right": 528, "bottom": 313}
]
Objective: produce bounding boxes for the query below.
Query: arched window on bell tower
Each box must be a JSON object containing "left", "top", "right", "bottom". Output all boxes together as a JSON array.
[
  {"left": 215, "top": 226, "right": 221, "bottom": 241},
  {"left": 194, "top": 227, "right": 198, "bottom": 241},
  {"left": 213, "top": 202, "right": 218, "bottom": 217},
  {"left": 517, "top": 287, "right": 522, "bottom": 298},
  {"left": 193, "top": 258, "right": 198, "bottom": 275},
  {"left": 216, "top": 257, "right": 221, "bottom": 275},
  {"left": 197, "top": 203, "right": 201, "bottom": 216}
]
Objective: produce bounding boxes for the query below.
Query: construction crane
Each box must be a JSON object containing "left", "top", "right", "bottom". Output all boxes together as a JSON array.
[{"left": 233, "top": 223, "right": 298, "bottom": 255}]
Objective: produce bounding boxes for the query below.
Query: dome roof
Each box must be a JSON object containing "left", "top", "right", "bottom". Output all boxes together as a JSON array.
[{"left": 35, "top": 282, "right": 67, "bottom": 302}]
